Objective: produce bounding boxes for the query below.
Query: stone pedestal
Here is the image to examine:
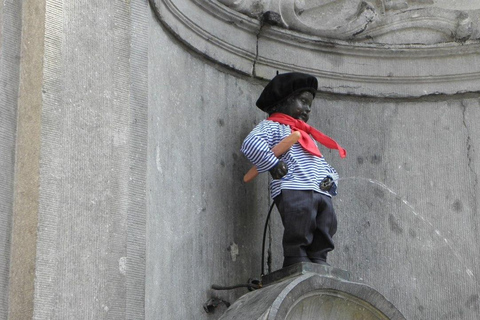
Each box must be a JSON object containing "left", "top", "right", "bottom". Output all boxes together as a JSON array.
[{"left": 219, "top": 263, "right": 406, "bottom": 320}]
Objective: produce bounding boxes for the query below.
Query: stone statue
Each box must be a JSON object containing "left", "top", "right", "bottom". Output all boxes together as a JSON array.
[{"left": 241, "top": 72, "right": 346, "bottom": 267}]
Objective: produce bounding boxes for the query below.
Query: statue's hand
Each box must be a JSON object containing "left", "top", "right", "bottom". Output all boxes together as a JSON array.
[{"left": 269, "top": 161, "right": 288, "bottom": 179}]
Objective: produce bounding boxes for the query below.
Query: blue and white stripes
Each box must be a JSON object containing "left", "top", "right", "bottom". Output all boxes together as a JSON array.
[{"left": 241, "top": 120, "right": 339, "bottom": 199}]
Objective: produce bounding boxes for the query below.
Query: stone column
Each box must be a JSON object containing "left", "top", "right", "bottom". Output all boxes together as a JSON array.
[
  {"left": 1, "top": 1, "right": 149, "bottom": 319},
  {"left": 0, "top": 1, "right": 22, "bottom": 319},
  {"left": 7, "top": 0, "right": 45, "bottom": 318}
]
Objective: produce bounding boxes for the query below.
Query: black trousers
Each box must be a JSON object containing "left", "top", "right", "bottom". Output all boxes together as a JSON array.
[{"left": 274, "top": 189, "right": 337, "bottom": 267}]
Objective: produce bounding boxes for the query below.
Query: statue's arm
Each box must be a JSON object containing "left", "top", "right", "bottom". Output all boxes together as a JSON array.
[{"left": 241, "top": 130, "right": 279, "bottom": 174}]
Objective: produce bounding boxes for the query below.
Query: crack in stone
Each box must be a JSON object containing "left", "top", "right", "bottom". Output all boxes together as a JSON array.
[
  {"left": 461, "top": 99, "right": 479, "bottom": 248},
  {"left": 461, "top": 100, "right": 477, "bottom": 191},
  {"left": 352, "top": 21, "right": 370, "bottom": 37},
  {"left": 253, "top": 12, "right": 282, "bottom": 77},
  {"left": 252, "top": 26, "right": 261, "bottom": 77},
  {"left": 253, "top": 16, "right": 268, "bottom": 77}
]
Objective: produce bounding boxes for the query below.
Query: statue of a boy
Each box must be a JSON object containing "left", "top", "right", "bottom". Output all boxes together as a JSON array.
[{"left": 241, "top": 72, "right": 347, "bottom": 268}]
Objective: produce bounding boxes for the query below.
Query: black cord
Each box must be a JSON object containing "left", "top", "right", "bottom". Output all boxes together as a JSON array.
[
  {"left": 261, "top": 202, "right": 275, "bottom": 277},
  {"left": 211, "top": 283, "right": 260, "bottom": 291},
  {"left": 267, "top": 220, "right": 272, "bottom": 274}
]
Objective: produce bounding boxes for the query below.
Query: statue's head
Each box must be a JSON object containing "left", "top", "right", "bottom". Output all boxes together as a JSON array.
[{"left": 256, "top": 72, "right": 317, "bottom": 122}]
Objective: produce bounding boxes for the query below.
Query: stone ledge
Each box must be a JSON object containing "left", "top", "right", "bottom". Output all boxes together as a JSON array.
[
  {"left": 219, "top": 263, "right": 406, "bottom": 320},
  {"left": 261, "top": 262, "right": 351, "bottom": 287}
]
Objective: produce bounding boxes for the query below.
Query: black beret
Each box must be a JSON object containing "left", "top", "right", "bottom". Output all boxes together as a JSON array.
[{"left": 256, "top": 72, "right": 318, "bottom": 112}]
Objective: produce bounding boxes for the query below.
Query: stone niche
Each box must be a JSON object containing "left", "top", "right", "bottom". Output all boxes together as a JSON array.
[
  {"left": 149, "top": 0, "right": 480, "bottom": 319},
  {"left": 151, "top": 0, "right": 480, "bottom": 97}
]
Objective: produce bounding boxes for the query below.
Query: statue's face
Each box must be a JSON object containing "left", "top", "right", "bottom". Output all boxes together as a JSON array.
[{"left": 277, "top": 91, "right": 314, "bottom": 123}]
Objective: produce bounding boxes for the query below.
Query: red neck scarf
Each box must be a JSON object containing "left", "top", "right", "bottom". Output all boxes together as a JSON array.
[{"left": 267, "top": 113, "right": 347, "bottom": 158}]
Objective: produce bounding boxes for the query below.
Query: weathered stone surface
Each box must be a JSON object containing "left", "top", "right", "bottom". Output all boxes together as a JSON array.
[
  {"left": 30, "top": 1, "right": 149, "bottom": 319},
  {"left": 0, "top": 1, "right": 22, "bottom": 319},
  {"left": 317, "top": 96, "right": 480, "bottom": 320},
  {"left": 8, "top": 1, "right": 45, "bottom": 318}
]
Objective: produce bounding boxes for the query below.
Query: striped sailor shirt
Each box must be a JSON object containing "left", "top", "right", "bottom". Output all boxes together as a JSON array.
[{"left": 241, "top": 120, "right": 339, "bottom": 199}]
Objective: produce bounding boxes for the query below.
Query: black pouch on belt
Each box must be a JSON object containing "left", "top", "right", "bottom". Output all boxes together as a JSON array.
[{"left": 320, "top": 176, "right": 337, "bottom": 196}]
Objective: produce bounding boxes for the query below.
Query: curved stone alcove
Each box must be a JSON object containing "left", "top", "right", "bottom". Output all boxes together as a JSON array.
[{"left": 151, "top": 0, "right": 480, "bottom": 98}]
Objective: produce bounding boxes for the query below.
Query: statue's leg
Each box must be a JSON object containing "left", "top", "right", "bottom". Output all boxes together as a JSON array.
[
  {"left": 307, "top": 193, "right": 337, "bottom": 264},
  {"left": 274, "top": 190, "right": 316, "bottom": 268}
]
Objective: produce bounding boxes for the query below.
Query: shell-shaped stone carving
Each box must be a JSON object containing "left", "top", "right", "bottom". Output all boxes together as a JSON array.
[
  {"left": 152, "top": 0, "right": 480, "bottom": 97},
  {"left": 219, "top": 0, "right": 480, "bottom": 44}
]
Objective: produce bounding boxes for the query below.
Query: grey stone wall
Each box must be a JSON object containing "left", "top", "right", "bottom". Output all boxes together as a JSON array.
[
  {"left": 0, "top": 1, "right": 21, "bottom": 319},
  {"left": 147, "top": 15, "right": 283, "bottom": 320},
  {"left": 316, "top": 95, "right": 480, "bottom": 319}
]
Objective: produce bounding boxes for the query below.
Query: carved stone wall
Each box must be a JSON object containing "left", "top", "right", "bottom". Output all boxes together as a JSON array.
[
  {"left": 152, "top": 0, "right": 480, "bottom": 98},
  {"left": 219, "top": 0, "right": 480, "bottom": 44},
  {"left": 1, "top": 1, "right": 479, "bottom": 320}
]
